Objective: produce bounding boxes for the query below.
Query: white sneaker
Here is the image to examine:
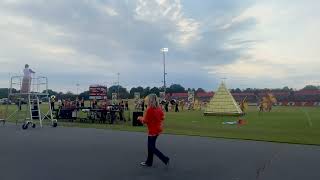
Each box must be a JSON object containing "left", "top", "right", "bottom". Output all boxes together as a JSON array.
[{"left": 140, "top": 162, "right": 151, "bottom": 167}]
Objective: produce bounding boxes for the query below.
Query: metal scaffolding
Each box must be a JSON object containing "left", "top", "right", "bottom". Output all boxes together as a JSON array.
[{"left": 4, "top": 75, "right": 58, "bottom": 129}]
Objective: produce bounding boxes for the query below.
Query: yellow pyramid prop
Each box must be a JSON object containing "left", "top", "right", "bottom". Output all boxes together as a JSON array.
[{"left": 204, "top": 82, "right": 244, "bottom": 116}]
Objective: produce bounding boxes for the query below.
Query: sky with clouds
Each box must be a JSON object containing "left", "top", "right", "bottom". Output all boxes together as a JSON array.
[{"left": 0, "top": 0, "right": 319, "bottom": 92}]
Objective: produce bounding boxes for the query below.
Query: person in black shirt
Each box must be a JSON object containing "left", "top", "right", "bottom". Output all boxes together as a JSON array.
[
  {"left": 76, "top": 97, "right": 80, "bottom": 108},
  {"left": 61, "top": 99, "right": 65, "bottom": 108},
  {"left": 50, "top": 96, "right": 55, "bottom": 110},
  {"left": 92, "top": 98, "right": 98, "bottom": 109},
  {"left": 175, "top": 101, "right": 179, "bottom": 112},
  {"left": 81, "top": 98, "right": 85, "bottom": 107},
  {"left": 141, "top": 100, "right": 145, "bottom": 111},
  {"left": 164, "top": 101, "right": 169, "bottom": 112},
  {"left": 125, "top": 101, "right": 129, "bottom": 111}
]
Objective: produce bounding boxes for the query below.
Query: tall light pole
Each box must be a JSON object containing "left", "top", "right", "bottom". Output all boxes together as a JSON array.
[
  {"left": 76, "top": 83, "right": 80, "bottom": 95},
  {"left": 117, "top": 72, "right": 120, "bottom": 99},
  {"left": 161, "top": 48, "right": 168, "bottom": 94}
]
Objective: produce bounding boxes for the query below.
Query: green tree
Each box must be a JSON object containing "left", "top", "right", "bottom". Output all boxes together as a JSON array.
[
  {"left": 196, "top": 88, "right": 206, "bottom": 93},
  {"left": 186, "top": 88, "right": 195, "bottom": 92},
  {"left": 302, "top": 85, "right": 318, "bottom": 90},
  {"left": 0, "top": 88, "right": 18, "bottom": 98},
  {"left": 58, "top": 91, "right": 76, "bottom": 100},
  {"left": 167, "top": 84, "right": 186, "bottom": 93},
  {"left": 42, "top": 89, "right": 58, "bottom": 96},
  {"left": 282, "top": 86, "right": 290, "bottom": 91},
  {"left": 79, "top": 91, "right": 90, "bottom": 100},
  {"left": 0, "top": 88, "right": 9, "bottom": 99},
  {"left": 129, "top": 87, "right": 138, "bottom": 98},
  {"left": 234, "top": 88, "right": 242, "bottom": 93},
  {"left": 150, "top": 87, "right": 160, "bottom": 96},
  {"left": 142, "top": 87, "right": 150, "bottom": 97},
  {"left": 108, "top": 85, "right": 129, "bottom": 99}
]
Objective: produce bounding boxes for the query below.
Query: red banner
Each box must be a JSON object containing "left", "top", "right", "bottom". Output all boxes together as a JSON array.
[{"left": 89, "top": 85, "right": 107, "bottom": 100}]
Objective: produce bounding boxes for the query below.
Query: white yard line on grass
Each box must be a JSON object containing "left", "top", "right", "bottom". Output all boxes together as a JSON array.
[{"left": 302, "top": 110, "right": 313, "bottom": 127}]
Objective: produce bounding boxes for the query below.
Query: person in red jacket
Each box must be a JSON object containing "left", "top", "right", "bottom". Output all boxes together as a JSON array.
[{"left": 138, "top": 93, "right": 170, "bottom": 167}]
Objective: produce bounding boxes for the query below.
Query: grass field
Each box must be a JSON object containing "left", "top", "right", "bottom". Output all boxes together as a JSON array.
[{"left": 1, "top": 103, "right": 320, "bottom": 145}]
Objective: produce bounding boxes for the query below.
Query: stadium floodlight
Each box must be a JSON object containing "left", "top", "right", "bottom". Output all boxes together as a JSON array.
[
  {"left": 161, "top": 48, "right": 168, "bottom": 94},
  {"left": 161, "top": 48, "right": 169, "bottom": 52},
  {"left": 76, "top": 83, "right": 80, "bottom": 95}
]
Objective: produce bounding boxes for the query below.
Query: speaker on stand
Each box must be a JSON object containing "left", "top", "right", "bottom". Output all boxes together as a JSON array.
[{"left": 132, "top": 111, "right": 143, "bottom": 126}]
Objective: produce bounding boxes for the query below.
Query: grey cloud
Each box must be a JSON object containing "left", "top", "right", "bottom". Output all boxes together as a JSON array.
[{"left": 0, "top": 0, "right": 257, "bottom": 90}]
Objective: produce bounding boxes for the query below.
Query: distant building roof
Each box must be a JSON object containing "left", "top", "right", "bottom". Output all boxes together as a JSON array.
[
  {"left": 171, "top": 93, "right": 188, "bottom": 97},
  {"left": 232, "top": 93, "right": 255, "bottom": 96},
  {"left": 295, "top": 90, "right": 320, "bottom": 95},
  {"left": 196, "top": 92, "right": 214, "bottom": 97}
]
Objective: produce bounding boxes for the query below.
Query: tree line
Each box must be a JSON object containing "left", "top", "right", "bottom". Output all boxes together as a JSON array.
[{"left": 0, "top": 84, "right": 319, "bottom": 100}]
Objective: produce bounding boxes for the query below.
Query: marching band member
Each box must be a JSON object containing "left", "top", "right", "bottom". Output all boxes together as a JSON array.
[
  {"left": 81, "top": 98, "right": 85, "bottom": 107},
  {"left": 50, "top": 95, "right": 56, "bottom": 110}
]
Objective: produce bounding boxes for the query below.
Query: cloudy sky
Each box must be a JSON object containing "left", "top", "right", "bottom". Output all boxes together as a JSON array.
[{"left": 0, "top": 0, "right": 319, "bottom": 92}]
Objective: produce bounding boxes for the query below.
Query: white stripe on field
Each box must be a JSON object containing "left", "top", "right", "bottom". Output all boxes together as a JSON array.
[{"left": 303, "top": 110, "right": 313, "bottom": 127}]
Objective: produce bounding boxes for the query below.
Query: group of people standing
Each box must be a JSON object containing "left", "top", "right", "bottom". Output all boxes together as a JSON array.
[
  {"left": 51, "top": 97, "right": 130, "bottom": 111},
  {"left": 136, "top": 98, "right": 185, "bottom": 113},
  {"left": 91, "top": 99, "right": 129, "bottom": 110},
  {"left": 50, "top": 97, "right": 85, "bottom": 110},
  {"left": 161, "top": 99, "right": 185, "bottom": 113}
]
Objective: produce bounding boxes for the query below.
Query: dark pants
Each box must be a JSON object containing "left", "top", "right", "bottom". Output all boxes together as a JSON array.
[
  {"left": 51, "top": 102, "right": 55, "bottom": 110},
  {"left": 110, "top": 111, "right": 116, "bottom": 124},
  {"left": 146, "top": 135, "right": 169, "bottom": 166}
]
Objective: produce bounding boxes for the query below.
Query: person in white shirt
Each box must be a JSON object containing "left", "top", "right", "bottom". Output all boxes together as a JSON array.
[
  {"left": 23, "top": 64, "right": 35, "bottom": 78},
  {"left": 21, "top": 64, "right": 35, "bottom": 93}
]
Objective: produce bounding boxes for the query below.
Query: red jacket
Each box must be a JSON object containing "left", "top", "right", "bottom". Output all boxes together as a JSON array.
[{"left": 141, "top": 107, "right": 164, "bottom": 136}]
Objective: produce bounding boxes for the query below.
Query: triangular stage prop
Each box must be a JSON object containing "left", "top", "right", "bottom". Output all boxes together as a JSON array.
[{"left": 204, "top": 82, "right": 244, "bottom": 116}]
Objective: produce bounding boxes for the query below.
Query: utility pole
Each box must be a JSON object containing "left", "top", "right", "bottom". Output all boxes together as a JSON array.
[
  {"left": 76, "top": 83, "right": 80, "bottom": 95},
  {"left": 117, "top": 72, "right": 120, "bottom": 99}
]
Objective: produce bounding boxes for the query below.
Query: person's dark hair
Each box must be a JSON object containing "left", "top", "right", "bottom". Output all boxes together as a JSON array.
[{"left": 25, "top": 64, "right": 29, "bottom": 68}]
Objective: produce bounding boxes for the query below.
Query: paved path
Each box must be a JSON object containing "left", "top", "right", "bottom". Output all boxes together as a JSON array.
[{"left": 0, "top": 124, "right": 319, "bottom": 180}]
